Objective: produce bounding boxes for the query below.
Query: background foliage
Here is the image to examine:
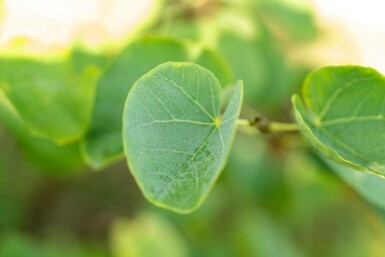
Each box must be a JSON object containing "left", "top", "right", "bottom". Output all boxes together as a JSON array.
[{"left": 1, "top": 0, "right": 385, "bottom": 256}]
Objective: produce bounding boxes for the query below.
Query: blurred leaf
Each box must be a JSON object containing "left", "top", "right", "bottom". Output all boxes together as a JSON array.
[
  {"left": 0, "top": 96, "right": 84, "bottom": 172},
  {"left": 0, "top": 233, "right": 108, "bottom": 257},
  {"left": 0, "top": 234, "right": 50, "bottom": 257},
  {"left": 123, "top": 62, "right": 242, "bottom": 213},
  {"left": 71, "top": 49, "right": 110, "bottom": 76},
  {"left": 0, "top": 54, "right": 99, "bottom": 144},
  {"left": 233, "top": 210, "right": 304, "bottom": 257},
  {"left": 215, "top": 19, "right": 302, "bottom": 108},
  {"left": 293, "top": 66, "right": 385, "bottom": 177},
  {"left": 83, "top": 37, "right": 189, "bottom": 169},
  {"left": 0, "top": 49, "right": 108, "bottom": 172},
  {"left": 258, "top": 0, "right": 317, "bottom": 41},
  {"left": 224, "top": 133, "right": 289, "bottom": 211},
  {"left": 194, "top": 48, "right": 233, "bottom": 87},
  {"left": 110, "top": 212, "right": 188, "bottom": 257},
  {"left": 257, "top": 36, "right": 309, "bottom": 108},
  {"left": 283, "top": 149, "right": 384, "bottom": 257},
  {"left": 329, "top": 160, "right": 385, "bottom": 211},
  {"left": 217, "top": 30, "right": 267, "bottom": 105},
  {"left": 156, "top": 18, "right": 201, "bottom": 41}
]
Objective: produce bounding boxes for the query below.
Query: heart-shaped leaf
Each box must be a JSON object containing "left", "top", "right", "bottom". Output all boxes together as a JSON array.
[
  {"left": 293, "top": 66, "right": 385, "bottom": 177},
  {"left": 123, "top": 62, "right": 243, "bottom": 213},
  {"left": 83, "top": 37, "right": 235, "bottom": 169}
]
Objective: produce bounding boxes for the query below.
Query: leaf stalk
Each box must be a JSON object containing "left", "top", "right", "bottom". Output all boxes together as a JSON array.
[{"left": 237, "top": 115, "right": 298, "bottom": 134}]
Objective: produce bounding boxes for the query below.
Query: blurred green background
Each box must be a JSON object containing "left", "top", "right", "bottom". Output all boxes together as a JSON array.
[{"left": 1, "top": 0, "right": 385, "bottom": 256}]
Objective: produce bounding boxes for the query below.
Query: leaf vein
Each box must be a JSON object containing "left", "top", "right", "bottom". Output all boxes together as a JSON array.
[
  {"left": 140, "top": 119, "right": 215, "bottom": 127},
  {"left": 318, "top": 127, "right": 365, "bottom": 160},
  {"left": 318, "top": 77, "right": 376, "bottom": 119},
  {"left": 319, "top": 115, "right": 384, "bottom": 127},
  {"left": 139, "top": 148, "right": 194, "bottom": 155},
  {"left": 145, "top": 85, "right": 175, "bottom": 119},
  {"left": 158, "top": 73, "right": 215, "bottom": 120},
  {"left": 352, "top": 84, "right": 376, "bottom": 116},
  {"left": 192, "top": 160, "right": 199, "bottom": 193},
  {"left": 169, "top": 127, "right": 217, "bottom": 180}
]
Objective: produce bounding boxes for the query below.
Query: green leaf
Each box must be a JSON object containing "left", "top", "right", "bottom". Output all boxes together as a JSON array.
[
  {"left": 123, "top": 62, "right": 243, "bottom": 213},
  {"left": 293, "top": 66, "right": 385, "bottom": 177},
  {"left": 83, "top": 37, "right": 233, "bottom": 169},
  {"left": 83, "top": 37, "right": 189, "bottom": 169},
  {"left": 0, "top": 55, "right": 99, "bottom": 144}
]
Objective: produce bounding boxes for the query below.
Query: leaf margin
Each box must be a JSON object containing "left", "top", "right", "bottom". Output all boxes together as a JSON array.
[{"left": 292, "top": 65, "right": 385, "bottom": 178}]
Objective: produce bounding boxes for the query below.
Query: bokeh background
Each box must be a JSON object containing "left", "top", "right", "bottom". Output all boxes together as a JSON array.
[{"left": 1, "top": 0, "right": 385, "bottom": 256}]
